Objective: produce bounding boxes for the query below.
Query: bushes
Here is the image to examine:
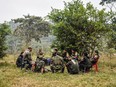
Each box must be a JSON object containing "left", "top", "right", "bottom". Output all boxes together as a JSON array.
[{"left": 0, "top": 23, "right": 10, "bottom": 58}]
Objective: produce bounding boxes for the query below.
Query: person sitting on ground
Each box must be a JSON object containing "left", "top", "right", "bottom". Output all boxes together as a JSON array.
[
  {"left": 79, "top": 52, "right": 92, "bottom": 72},
  {"left": 66, "top": 57, "right": 79, "bottom": 74},
  {"left": 91, "top": 50, "right": 100, "bottom": 65},
  {"left": 52, "top": 48, "right": 60, "bottom": 57},
  {"left": 50, "top": 55, "right": 65, "bottom": 73},
  {"left": 71, "top": 49, "right": 79, "bottom": 60},
  {"left": 16, "top": 51, "right": 24, "bottom": 68},
  {"left": 34, "top": 49, "right": 45, "bottom": 73},
  {"left": 62, "top": 49, "right": 70, "bottom": 63},
  {"left": 37, "top": 49, "right": 44, "bottom": 59},
  {"left": 22, "top": 47, "right": 32, "bottom": 70},
  {"left": 34, "top": 57, "right": 45, "bottom": 73}
]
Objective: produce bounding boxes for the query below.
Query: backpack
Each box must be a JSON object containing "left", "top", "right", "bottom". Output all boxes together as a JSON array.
[
  {"left": 69, "top": 59, "right": 79, "bottom": 74},
  {"left": 51, "top": 56, "right": 64, "bottom": 70},
  {"left": 16, "top": 55, "right": 23, "bottom": 67},
  {"left": 52, "top": 56, "right": 63, "bottom": 65}
]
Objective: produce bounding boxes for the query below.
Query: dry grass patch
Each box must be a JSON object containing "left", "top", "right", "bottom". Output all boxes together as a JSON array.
[{"left": 0, "top": 54, "right": 116, "bottom": 87}]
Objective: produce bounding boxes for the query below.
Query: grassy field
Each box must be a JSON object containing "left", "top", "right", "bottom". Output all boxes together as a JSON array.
[{"left": 0, "top": 54, "right": 116, "bottom": 87}]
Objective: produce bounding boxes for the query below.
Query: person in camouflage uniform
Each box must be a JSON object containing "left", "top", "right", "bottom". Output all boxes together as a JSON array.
[
  {"left": 50, "top": 55, "right": 65, "bottom": 73},
  {"left": 34, "top": 49, "right": 45, "bottom": 73},
  {"left": 52, "top": 48, "right": 60, "bottom": 57},
  {"left": 79, "top": 52, "right": 92, "bottom": 72},
  {"left": 22, "top": 47, "right": 32, "bottom": 70}
]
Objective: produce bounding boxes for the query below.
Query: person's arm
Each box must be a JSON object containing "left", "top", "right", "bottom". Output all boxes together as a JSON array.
[
  {"left": 42, "top": 52, "right": 44, "bottom": 58},
  {"left": 51, "top": 52, "right": 54, "bottom": 57},
  {"left": 66, "top": 53, "right": 70, "bottom": 58},
  {"left": 22, "top": 51, "right": 26, "bottom": 59}
]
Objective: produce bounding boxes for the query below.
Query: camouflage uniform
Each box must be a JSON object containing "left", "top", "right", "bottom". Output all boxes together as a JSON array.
[
  {"left": 22, "top": 49, "right": 32, "bottom": 70},
  {"left": 79, "top": 54, "right": 92, "bottom": 72},
  {"left": 35, "top": 58, "right": 45, "bottom": 72},
  {"left": 50, "top": 55, "right": 65, "bottom": 73}
]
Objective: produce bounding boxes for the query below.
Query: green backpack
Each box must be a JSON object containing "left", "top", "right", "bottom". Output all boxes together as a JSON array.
[
  {"left": 35, "top": 59, "right": 45, "bottom": 71},
  {"left": 52, "top": 56, "right": 64, "bottom": 70},
  {"left": 70, "top": 59, "right": 79, "bottom": 73}
]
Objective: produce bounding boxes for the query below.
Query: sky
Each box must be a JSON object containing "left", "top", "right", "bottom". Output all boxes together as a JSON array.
[{"left": 0, "top": 0, "right": 104, "bottom": 23}]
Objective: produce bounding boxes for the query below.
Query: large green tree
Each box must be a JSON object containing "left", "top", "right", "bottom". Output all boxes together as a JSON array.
[
  {"left": 48, "top": 0, "right": 110, "bottom": 56},
  {"left": 13, "top": 15, "right": 51, "bottom": 46},
  {"left": 0, "top": 23, "right": 10, "bottom": 58},
  {"left": 100, "top": 0, "right": 116, "bottom": 50}
]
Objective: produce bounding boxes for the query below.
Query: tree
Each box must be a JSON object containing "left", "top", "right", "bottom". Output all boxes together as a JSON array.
[
  {"left": 107, "top": 17, "right": 116, "bottom": 49},
  {"left": 100, "top": 0, "right": 116, "bottom": 8},
  {"left": 48, "top": 0, "right": 110, "bottom": 56},
  {"left": 100, "top": 0, "right": 116, "bottom": 50},
  {"left": 13, "top": 15, "right": 51, "bottom": 46},
  {"left": 0, "top": 23, "right": 11, "bottom": 58},
  {"left": 6, "top": 35, "right": 23, "bottom": 54}
]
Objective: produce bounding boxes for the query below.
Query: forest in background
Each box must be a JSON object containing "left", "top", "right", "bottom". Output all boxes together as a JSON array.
[{"left": 0, "top": 0, "right": 116, "bottom": 58}]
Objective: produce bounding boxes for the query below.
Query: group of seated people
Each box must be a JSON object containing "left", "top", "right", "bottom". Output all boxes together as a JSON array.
[{"left": 16, "top": 47, "right": 100, "bottom": 74}]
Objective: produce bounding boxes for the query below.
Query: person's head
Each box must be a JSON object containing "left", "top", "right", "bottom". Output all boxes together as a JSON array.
[
  {"left": 63, "top": 49, "right": 66, "bottom": 53},
  {"left": 39, "top": 48, "right": 42, "bottom": 52},
  {"left": 28, "top": 47, "right": 32, "bottom": 52},
  {"left": 83, "top": 52, "right": 88, "bottom": 57},
  {"left": 95, "top": 50, "right": 99, "bottom": 55},
  {"left": 54, "top": 48, "right": 58, "bottom": 52},
  {"left": 71, "top": 49, "right": 75, "bottom": 53},
  {"left": 20, "top": 52, "right": 24, "bottom": 55}
]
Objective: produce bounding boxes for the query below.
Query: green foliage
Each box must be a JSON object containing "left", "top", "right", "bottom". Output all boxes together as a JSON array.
[
  {"left": 0, "top": 23, "right": 11, "bottom": 58},
  {"left": 13, "top": 15, "right": 51, "bottom": 46},
  {"left": 107, "top": 16, "right": 116, "bottom": 49},
  {"left": 100, "top": 0, "right": 116, "bottom": 50},
  {"left": 100, "top": 0, "right": 116, "bottom": 5},
  {"left": 48, "top": 0, "right": 110, "bottom": 56}
]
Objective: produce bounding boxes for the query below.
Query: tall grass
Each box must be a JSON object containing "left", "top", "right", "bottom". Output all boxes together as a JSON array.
[{"left": 0, "top": 54, "right": 116, "bottom": 87}]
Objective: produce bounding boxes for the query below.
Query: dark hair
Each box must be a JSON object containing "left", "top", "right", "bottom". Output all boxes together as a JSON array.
[
  {"left": 83, "top": 52, "right": 88, "bottom": 56},
  {"left": 28, "top": 47, "right": 32, "bottom": 49},
  {"left": 95, "top": 50, "right": 99, "bottom": 54},
  {"left": 20, "top": 52, "right": 23, "bottom": 55},
  {"left": 54, "top": 48, "right": 58, "bottom": 51},
  {"left": 39, "top": 49, "right": 42, "bottom": 52}
]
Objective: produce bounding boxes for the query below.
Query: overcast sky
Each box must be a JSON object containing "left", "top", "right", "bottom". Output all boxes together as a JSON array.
[{"left": 0, "top": 0, "right": 104, "bottom": 23}]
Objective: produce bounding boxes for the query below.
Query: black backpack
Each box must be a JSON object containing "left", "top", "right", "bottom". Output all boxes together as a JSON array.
[{"left": 16, "top": 55, "right": 23, "bottom": 67}]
